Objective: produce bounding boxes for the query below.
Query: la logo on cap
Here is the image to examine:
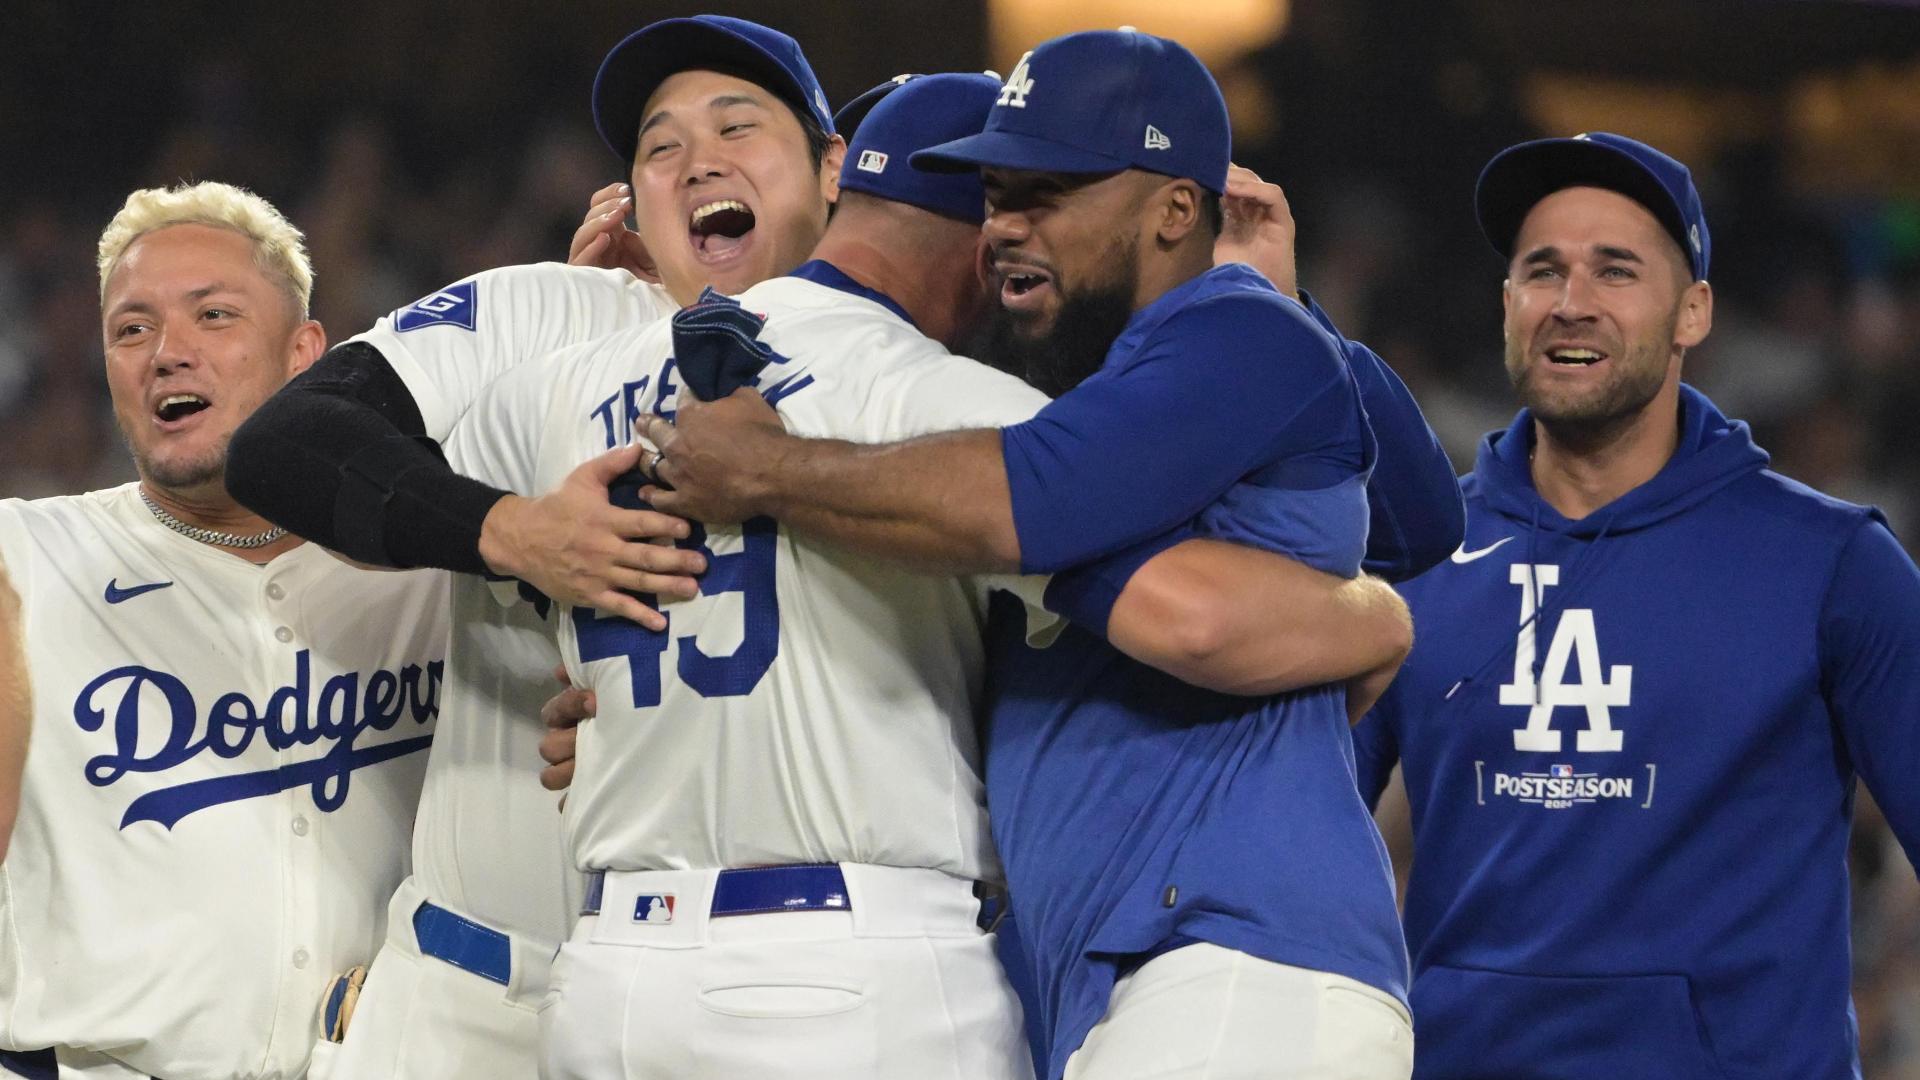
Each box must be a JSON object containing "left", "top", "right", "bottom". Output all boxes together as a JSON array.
[{"left": 998, "top": 52, "right": 1035, "bottom": 108}]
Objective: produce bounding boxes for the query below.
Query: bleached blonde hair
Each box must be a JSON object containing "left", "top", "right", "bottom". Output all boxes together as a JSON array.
[{"left": 96, "top": 181, "right": 313, "bottom": 318}]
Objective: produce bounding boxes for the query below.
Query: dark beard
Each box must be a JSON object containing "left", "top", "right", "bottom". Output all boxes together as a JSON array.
[{"left": 980, "top": 265, "right": 1138, "bottom": 399}]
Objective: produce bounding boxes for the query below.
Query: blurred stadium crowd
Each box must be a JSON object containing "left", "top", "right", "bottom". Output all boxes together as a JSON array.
[{"left": 2, "top": 0, "right": 1916, "bottom": 1072}]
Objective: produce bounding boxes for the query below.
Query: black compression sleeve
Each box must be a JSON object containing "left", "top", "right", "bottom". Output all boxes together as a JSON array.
[{"left": 227, "top": 341, "right": 506, "bottom": 575}]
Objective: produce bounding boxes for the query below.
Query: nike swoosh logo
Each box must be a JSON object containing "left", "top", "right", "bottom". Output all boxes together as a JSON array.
[
  {"left": 1449, "top": 537, "right": 1515, "bottom": 564},
  {"left": 105, "top": 579, "right": 175, "bottom": 604}
]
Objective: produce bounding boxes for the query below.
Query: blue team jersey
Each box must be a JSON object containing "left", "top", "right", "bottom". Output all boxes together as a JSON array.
[
  {"left": 991, "top": 264, "right": 1412, "bottom": 1079},
  {"left": 1355, "top": 385, "right": 1920, "bottom": 1079}
]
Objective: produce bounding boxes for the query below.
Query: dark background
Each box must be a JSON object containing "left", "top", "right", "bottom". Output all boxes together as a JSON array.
[{"left": 4, "top": 0, "right": 1918, "bottom": 1068}]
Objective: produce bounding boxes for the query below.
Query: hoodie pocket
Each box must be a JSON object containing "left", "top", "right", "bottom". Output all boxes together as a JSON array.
[{"left": 1412, "top": 964, "right": 1728, "bottom": 1080}]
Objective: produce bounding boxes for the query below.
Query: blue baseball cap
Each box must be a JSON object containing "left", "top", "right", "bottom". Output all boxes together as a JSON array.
[
  {"left": 911, "top": 30, "right": 1230, "bottom": 194},
  {"left": 833, "top": 74, "right": 918, "bottom": 139},
  {"left": 1476, "top": 132, "right": 1711, "bottom": 281},
  {"left": 592, "top": 16, "right": 835, "bottom": 165},
  {"left": 838, "top": 74, "right": 1001, "bottom": 225}
]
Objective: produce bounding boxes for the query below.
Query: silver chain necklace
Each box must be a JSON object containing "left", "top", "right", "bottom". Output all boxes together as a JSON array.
[{"left": 139, "top": 488, "right": 287, "bottom": 550}]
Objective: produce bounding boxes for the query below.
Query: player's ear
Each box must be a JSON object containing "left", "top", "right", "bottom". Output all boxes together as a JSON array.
[
  {"left": 1153, "top": 178, "right": 1203, "bottom": 247},
  {"left": 284, "top": 319, "right": 327, "bottom": 379},
  {"left": 819, "top": 135, "right": 846, "bottom": 203},
  {"left": 626, "top": 229, "right": 660, "bottom": 284},
  {"left": 1675, "top": 280, "right": 1712, "bottom": 349}
]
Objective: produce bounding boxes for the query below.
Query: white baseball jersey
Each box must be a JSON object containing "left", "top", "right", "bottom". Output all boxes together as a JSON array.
[
  {"left": 356, "top": 262, "right": 676, "bottom": 943},
  {"left": 457, "top": 274, "right": 1058, "bottom": 882},
  {"left": 0, "top": 484, "right": 447, "bottom": 1080}
]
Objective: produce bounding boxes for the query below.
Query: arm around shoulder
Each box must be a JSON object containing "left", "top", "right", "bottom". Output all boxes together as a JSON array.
[{"left": 647, "top": 392, "right": 1024, "bottom": 574}]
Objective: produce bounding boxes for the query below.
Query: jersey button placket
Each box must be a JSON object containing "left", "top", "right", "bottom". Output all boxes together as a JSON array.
[
  {"left": 267, "top": 577, "right": 311, "bottom": 1068},
  {"left": 254, "top": 567, "right": 310, "bottom": 1076}
]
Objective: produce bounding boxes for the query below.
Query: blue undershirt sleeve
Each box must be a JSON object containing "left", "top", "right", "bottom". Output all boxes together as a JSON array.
[
  {"left": 1000, "top": 297, "right": 1362, "bottom": 575},
  {"left": 1298, "top": 292, "right": 1466, "bottom": 581},
  {"left": 1819, "top": 516, "right": 1920, "bottom": 873}
]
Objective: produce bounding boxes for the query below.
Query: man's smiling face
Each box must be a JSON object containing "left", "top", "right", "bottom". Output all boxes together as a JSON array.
[
  {"left": 101, "top": 223, "right": 319, "bottom": 492},
  {"left": 628, "top": 69, "right": 840, "bottom": 306}
]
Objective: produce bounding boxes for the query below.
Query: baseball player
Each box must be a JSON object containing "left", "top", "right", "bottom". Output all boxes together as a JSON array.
[
  {"left": 229, "top": 16, "right": 1447, "bottom": 1074},
  {"left": 223, "top": 18, "right": 849, "bottom": 1078},
  {"left": 1350, "top": 134, "right": 1920, "bottom": 1079},
  {"left": 644, "top": 30, "right": 1456, "bottom": 1079},
  {"left": 436, "top": 70, "right": 1417, "bottom": 1079},
  {"left": 0, "top": 182, "right": 446, "bottom": 1080}
]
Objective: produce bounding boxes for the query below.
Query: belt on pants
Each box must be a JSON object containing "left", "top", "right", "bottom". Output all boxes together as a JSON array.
[
  {"left": 0, "top": 1050, "right": 169, "bottom": 1080},
  {"left": 0, "top": 1050, "right": 55, "bottom": 1080},
  {"left": 412, "top": 900, "right": 513, "bottom": 986},
  {"left": 581, "top": 864, "right": 1009, "bottom": 931}
]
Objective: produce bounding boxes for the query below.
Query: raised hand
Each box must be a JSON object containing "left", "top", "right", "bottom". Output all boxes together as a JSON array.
[{"left": 568, "top": 182, "right": 657, "bottom": 282}]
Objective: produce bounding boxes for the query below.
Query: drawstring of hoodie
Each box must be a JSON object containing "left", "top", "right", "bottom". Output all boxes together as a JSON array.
[
  {"left": 1528, "top": 503, "right": 1543, "bottom": 703},
  {"left": 1441, "top": 386, "right": 1766, "bottom": 704},
  {"left": 1445, "top": 504, "right": 1622, "bottom": 702}
]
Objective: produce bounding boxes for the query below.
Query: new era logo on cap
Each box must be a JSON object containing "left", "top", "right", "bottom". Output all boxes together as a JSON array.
[
  {"left": 1145, "top": 125, "right": 1170, "bottom": 150},
  {"left": 998, "top": 51, "right": 1035, "bottom": 108},
  {"left": 857, "top": 149, "right": 889, "bottom": 173}
]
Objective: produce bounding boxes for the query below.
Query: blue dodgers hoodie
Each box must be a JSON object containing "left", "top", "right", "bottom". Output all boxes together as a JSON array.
[{"left": 1354, "top": 385, "right": 1920, "bottom": 1079}]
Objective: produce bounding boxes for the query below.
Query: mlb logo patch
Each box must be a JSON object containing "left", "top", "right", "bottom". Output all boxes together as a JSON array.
[
  {"left": 634, "top": 894, "right": 677, "bottom": 924},
  {"left": 857, "top": 149, "right": 889, "bottom": 174},
  {"left": 394, "top": 281, "right": 478, "bottom": 332},
  {"left": 1549, "top": 764, "right": 1574, "bottom": 779}
]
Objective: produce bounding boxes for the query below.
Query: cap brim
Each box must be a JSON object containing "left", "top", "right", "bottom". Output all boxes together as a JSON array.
[
  {"left": 593, "top": 20, "right": 813, "bottom": 163},
  {"left": 1476, "top": 138, "right": 1692, "bottom": 267},
  {"left": 911, "top": 130, "right": 1132, "bottom": 176}
]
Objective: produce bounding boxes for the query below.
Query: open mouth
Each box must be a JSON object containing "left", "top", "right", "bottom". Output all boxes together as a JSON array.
[
  {"left": 995, "top": 263, "right": 1056, "bottom": 312},
  {"left": 154, "top": 393, "right": 211, "bottom": 424},
  {"left": 1545, "top": 346, "right": 1607, "bottom": 367},
  {"left": 689, "top": 199, "right": 756, "bottom": 260}
]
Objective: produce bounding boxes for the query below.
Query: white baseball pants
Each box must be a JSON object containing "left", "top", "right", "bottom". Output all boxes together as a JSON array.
[
  {"left": 538, "top": 863, "right": 1034, "bottom": 1080},
  {"left": 1063, "top": 942, "right": 1414, "bottom": 1080},
  {"left": 318, "top": 876, "right": 550, "bottom": 1080}
]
